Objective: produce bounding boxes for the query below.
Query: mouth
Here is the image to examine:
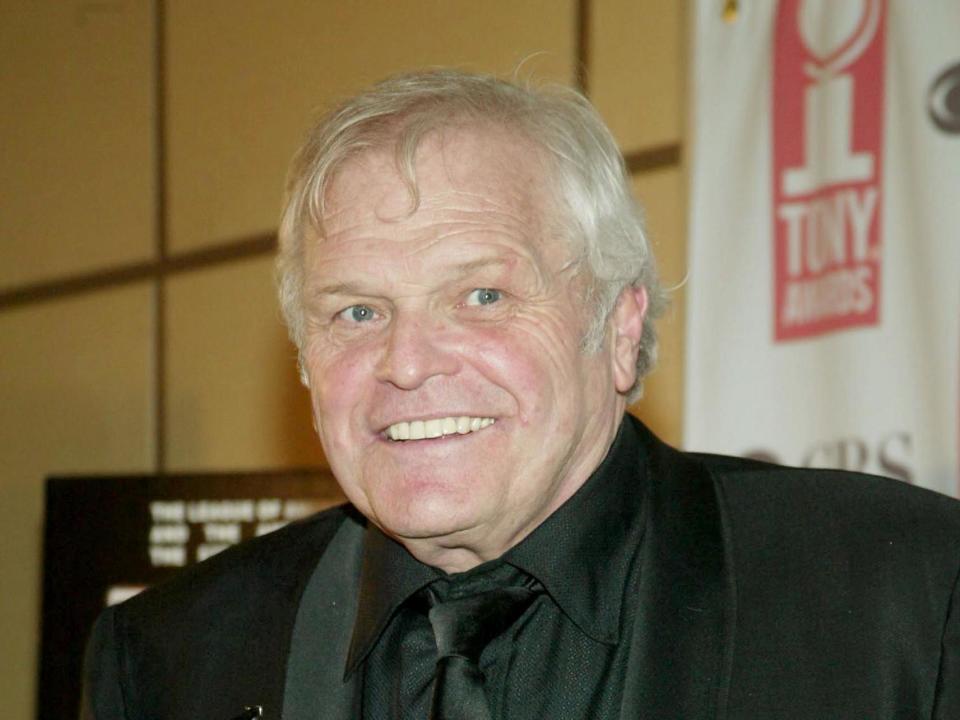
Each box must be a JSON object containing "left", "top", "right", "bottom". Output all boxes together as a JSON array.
[{"left": 382, "top": 416, "right": 496, "bottom": 441}]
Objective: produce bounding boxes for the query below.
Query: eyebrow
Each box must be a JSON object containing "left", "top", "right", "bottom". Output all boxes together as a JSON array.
[
  {"left": 310, "top": 256, "right": 521, "bottom": 298},
  {"left": 310, "top": 281, "right": 368, "bottom": 298},
  {"left": 449, "top": 256, "right": 515, "bottom": 279}
]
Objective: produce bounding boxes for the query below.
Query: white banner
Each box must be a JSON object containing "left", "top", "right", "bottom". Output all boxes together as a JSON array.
[{"left": 684, "top": 0, "right": 960, "bottom": 496}]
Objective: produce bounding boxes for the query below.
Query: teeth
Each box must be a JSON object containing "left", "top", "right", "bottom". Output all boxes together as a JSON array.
[
  {"left": 385, "top": 416, "right": 496, "bottom": 441},
  {"left": 425, "top": 419, "right": 442, "bottom": 438},
  {"left": 410, "top": 420, "right": 425, "bottom": 440}
]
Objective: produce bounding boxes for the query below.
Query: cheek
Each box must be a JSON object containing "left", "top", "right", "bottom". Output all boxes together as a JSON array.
[
  {"left": 465, "top": 317, "right": 586, "bottom": 417},
  {"left": 305, "top": 344, "right": 374, "bottom": 426}
]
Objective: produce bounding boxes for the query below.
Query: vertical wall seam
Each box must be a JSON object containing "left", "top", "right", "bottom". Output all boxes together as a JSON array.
[
  {"left": 154, "top": 0, "right": 168, "bottom": 473},
  {"left": 576, "top": 0, "right": 591, "bottom": 95}
]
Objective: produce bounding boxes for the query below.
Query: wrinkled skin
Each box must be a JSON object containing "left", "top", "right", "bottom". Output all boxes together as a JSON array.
[{"left": 301, "top": 125, "right": 647, "bottom": 572}]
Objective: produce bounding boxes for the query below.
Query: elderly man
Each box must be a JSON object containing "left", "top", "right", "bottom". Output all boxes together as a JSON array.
[{"left": 84, "top": 71, "right": 960, "bottom": 719}]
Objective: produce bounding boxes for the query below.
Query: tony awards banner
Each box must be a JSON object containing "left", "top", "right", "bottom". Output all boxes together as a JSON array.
[{"left": 685, "top": 0, "right": 960, "bottom": 495}]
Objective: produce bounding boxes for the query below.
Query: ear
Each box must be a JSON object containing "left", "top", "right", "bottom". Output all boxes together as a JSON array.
[{"left": 610, "top": 286, "right": 648, "bottom": 394}]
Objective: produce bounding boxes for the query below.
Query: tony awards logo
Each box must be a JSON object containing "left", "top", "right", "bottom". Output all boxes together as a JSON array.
[{"left": 773, "top": 0, "right": 886, "bottom": 340}]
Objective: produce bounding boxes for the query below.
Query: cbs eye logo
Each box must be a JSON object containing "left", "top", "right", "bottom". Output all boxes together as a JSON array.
[{"left": 928, "top": 61, "right": 960, "bottom": 135}]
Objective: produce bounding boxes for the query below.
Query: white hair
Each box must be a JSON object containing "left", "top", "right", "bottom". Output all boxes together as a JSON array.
[{"left": 276, "top": 69, "right": 666, "bottom": 400}]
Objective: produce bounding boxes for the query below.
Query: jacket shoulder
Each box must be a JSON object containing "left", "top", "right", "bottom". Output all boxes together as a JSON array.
[
  {"left": 696, "top": 451, "right": 960, "bottom": 528},
  {"left": 83, "top": 504, "right": 363, "bottom": 719},
  {"left": 680, "top": 451, "right": 960, "bottom": 714},
  {"left": 692, "top": 451, "right": 960, "bottom": 575}
]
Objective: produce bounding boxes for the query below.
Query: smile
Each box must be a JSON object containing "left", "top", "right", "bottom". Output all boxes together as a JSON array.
[{"left": 384, "top": 416, "right": 496, "bottom": 441}]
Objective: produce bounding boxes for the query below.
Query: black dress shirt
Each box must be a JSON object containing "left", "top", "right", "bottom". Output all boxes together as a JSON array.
[{"left": 343, "top": 418, "right": 649, "bottom": 719}]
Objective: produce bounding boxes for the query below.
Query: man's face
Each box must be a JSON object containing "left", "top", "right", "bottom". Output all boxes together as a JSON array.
[{"left": 301, "top": 126, "right": 639, "bottom": 569}]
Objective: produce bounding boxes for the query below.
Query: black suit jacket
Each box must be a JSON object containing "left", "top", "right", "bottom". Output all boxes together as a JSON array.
[{"left": 82, "top": 420, "right": 960, "bottom": 719}]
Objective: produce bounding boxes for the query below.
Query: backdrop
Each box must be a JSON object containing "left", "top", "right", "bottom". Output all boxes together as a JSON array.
[{"left": 685, "top": 0, "right": 960, "bottom": 496}]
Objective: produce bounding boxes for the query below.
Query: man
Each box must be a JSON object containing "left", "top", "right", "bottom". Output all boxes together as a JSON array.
[{"left": 83, "top": 70, "right": 960, "bottom": 719}]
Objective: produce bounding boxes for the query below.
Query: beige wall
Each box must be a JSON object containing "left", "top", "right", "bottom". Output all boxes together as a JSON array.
[{"left": 0, "top": 2, "right": 687, "bottom": 718}]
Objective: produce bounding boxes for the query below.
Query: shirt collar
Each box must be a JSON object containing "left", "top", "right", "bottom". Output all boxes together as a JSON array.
[
  {"left": 345, "top": 522, "right": 440, "bottom": 677},
  {"left": 345, "top": 414, "right": 647, "bottom": 673},
  {"left": 502, "top": 416, "right": 647, "bottom": 645}
]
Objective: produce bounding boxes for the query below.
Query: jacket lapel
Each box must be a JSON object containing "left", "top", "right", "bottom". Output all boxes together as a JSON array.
[
  {"left": 280, "top": 515, "right": 365, "bottom": 719},
  {"left": 621, "top": 426, "right": 736, "bottom": 719}
]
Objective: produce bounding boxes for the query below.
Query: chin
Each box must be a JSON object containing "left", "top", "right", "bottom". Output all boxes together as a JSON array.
[{"left": 373, "top": 493, "right": 484, "bottom": 543}]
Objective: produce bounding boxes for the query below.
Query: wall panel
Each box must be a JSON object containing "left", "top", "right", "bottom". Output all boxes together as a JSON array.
[
  {"left": 0, "top": 285, "right": 155, "bottom": 719},
  {"left": 165, "top": 256, "right": 324, "bottom": 470},
  {"left": 590, "top": 0, "right": 685, "bottom": 152},
  {"left": 0, "top": 1, "right": 155, "bottom": 289},
  {"left": 629, "top": 166, "right": 687, "bottom": 446}
]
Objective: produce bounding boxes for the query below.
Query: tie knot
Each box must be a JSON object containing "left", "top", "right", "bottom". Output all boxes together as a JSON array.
[
  {"left": 428, "top": 585, "right": 539, "bottom": 662},
  {"left": 423, "top": 565, "right": 539, "bottom": 720}
]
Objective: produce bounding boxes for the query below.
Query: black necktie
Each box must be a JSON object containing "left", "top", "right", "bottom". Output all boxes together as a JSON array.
[{"left": 425, "top": 578, "right": 539, "bottom": 720}]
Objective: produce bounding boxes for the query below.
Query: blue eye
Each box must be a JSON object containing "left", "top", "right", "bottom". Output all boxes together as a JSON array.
[
  {"left": 339, "top": 305, "right": 376, "bottom": 322},
  {"left": 466, "top": 288, "right": 501, "bottom": 306}
]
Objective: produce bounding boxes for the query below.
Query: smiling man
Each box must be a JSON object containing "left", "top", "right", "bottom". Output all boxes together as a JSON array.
[
  {"left": 83, "top": 71, "right": 960, "bottom": 720},
  {"left": 298, "top": 123, "right": 645, "bottom": 574}
]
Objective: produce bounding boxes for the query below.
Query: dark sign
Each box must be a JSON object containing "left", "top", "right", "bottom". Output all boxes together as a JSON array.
[{"left": 39, "top": 470, "right": 343, "bottom": 720}]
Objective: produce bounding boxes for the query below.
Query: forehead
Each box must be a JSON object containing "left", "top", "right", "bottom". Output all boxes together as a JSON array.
[
  {"left": 333, "top": 124, "right": 545, "bottom": 202},
  {"left": 318, "top": 126, "right": 558, "bottom": 255}
]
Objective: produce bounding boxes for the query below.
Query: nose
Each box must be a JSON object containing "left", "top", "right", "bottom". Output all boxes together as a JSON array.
[{"left": 375, "top": 311, "right": 461, "bottom": 390}]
